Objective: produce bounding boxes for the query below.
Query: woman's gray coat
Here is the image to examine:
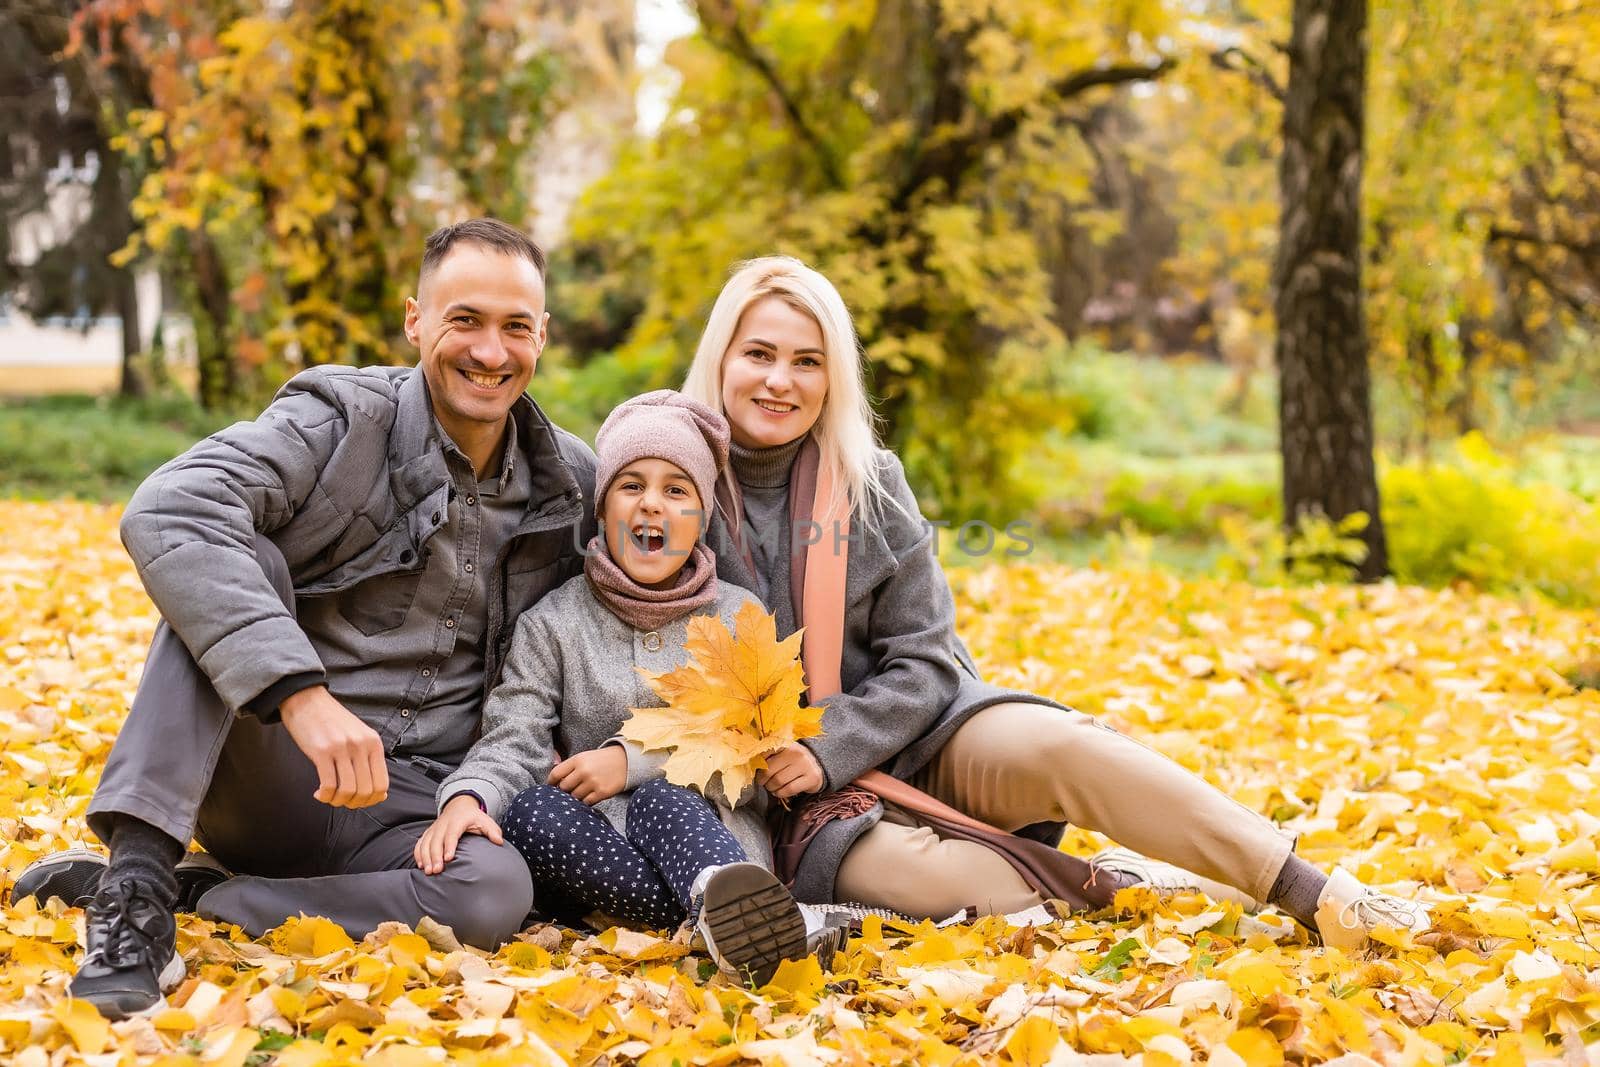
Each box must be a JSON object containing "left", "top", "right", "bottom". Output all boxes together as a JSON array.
[{"left": 709, "top": 447, "right": 1069, "bottom": 905}]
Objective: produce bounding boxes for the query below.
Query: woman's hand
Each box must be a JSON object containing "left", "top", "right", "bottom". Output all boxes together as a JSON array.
[
  {"left": 758, "top": 743, "right": 825, "bottom": 801},
  {"left": 549, "top": 746, "right": 628, "bottom": 805},
  {"left": 415, "top": 794, "right": 503, "bottom": 875}
]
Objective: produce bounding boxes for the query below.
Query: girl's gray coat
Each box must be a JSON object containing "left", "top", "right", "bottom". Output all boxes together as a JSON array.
[
  {"left": 438, "top": 576, "right": 773, "bottom": 868},
  {"left": 708, "top": 448, "right": 1069, "bottom": 905}
]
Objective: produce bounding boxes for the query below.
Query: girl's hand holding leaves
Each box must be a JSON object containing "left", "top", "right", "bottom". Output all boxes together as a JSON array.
[{"left": 622, "top": 602, "right": 825, "bottom": 805}]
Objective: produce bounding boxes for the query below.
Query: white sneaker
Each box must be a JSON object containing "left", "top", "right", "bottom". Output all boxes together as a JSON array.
[
  {"left": 1314, "top": 868, "right": 1431, "bottom": 953},
  {"left": 1090, "top": 847, "right": 1261, "bottom": 910}
]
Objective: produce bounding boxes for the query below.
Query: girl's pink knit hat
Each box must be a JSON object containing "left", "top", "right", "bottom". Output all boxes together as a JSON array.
[{"left": 592, "top": 390, "right": 730, "bottom": 517}]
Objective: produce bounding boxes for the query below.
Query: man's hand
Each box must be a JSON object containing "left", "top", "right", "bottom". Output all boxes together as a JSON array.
[
  {"left": 758, "top": 743, "right": 825, "bottom": 801},
  {"left": 549, "top": 746, "right": 628, "bottom": 805},
  {"left": 415, "top": 794, "right": 503, "bottom": 875},
  {"left": 279, "top": 685, "right": 389, "bottom": 808}
]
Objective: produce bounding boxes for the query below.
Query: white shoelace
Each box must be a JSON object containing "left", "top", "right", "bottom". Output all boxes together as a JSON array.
[
  {"left": 1341, "top": 892, "right": 1426, "bottom": 930},
  {"left": 1093, "top": 849, "right": 1197, "bottom": 891}
]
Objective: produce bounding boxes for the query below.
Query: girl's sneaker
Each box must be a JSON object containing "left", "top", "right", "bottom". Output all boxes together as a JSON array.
[{"left": 690, "top": 863, "right": 808, "bottom": 986}]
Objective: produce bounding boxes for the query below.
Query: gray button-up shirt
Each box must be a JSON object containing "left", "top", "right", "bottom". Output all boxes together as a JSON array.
[{"left": 295, "top": 422, "right": 532, "bottom": 763}]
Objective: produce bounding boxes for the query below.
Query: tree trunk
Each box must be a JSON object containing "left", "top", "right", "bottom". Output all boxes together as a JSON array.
[
  {"left": 116, "top": 267, "right": 146, "bottom": 398},
  {"left": 189, "top": 230, "right": 237, "bottom": 410},
  {"left": 1275, "top": 0, "right": 1389, "bottom": 580}
]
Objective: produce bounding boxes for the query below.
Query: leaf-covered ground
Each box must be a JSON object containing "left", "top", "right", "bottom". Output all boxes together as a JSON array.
[{"left": 2, "top": 500, "right": 1599, "bottom": 1066}]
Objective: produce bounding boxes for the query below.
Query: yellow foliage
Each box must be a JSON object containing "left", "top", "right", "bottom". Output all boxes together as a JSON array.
[
  {"left": 622, "top": 601, "right": 825, "bottom": 802},
  {"left": 3, "top": 500, "right": 1600, "bottom": 1064}
]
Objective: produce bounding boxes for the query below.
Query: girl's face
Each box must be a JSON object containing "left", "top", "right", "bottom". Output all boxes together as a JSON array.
[
  {"left": 602, "top": 458, "right": 704, "bottom": 589},
  {"left": 719, "top": 296, "right": 829, "bottom": 449}
]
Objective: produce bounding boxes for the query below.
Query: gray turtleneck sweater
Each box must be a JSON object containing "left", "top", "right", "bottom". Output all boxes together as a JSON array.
[{"left": 727, "top": 437, "right": 803, "bottom": 637}]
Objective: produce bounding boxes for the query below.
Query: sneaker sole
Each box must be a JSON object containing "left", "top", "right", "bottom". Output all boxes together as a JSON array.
[
  {"left": 700, "top": 865, "right": 808, "bottom": 987},
  {"left": 8, "top": 847, "right": 107, "bottom": 908},
  {"left": 75, "top": 950, "right": 187, "bottom": 1021}
]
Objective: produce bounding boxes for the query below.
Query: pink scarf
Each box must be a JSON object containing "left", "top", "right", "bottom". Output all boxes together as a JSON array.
[
  {"left": 714, "top": 436, "right": 850, "bottom": 698},
  {"left": 583, "top": 536, "right": 720, "bottom": 631}
]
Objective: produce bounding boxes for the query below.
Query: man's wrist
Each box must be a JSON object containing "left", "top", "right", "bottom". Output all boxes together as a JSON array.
[
  {"left": 246, "top": 671, "right": 326, "bottom": 723},
  {"left": 280, "top": 684, "right": 333, "bottom": 718}
]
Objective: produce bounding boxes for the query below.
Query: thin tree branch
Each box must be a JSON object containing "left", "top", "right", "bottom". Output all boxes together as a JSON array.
[
  {"left": 1499, "top": 247, "right": 1599, "bottom": 321},
  {"left": 1488, "top": 225, "right": 1600, "bottom": 259},
  {"left": 694, "top": 0, "right": 845, "bottom": 189},
  {"left": 1209, "top": 45, "right": 1285, "bottom": 101},
  {"left": 887, "top": 57, "right": 1176, "bottom": 214}
]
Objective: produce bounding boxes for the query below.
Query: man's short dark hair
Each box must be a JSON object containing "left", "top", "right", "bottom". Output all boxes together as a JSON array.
[{"left": 420, "top": 218, "right": 547, "bottom": 283}]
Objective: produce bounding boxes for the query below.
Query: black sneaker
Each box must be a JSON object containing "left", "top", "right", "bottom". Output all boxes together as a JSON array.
[
  {"left": 11, "top": 848, "right": 230, "bottom": 915},
  {"left": 690, "top": 863, "right": 808, "bottom": 987},
  {"left": 174, "top": 852, "right": 231, "bottom": 912},
  {"left": 8, "top": 847, "right": 107, "bottom": 908},
  {"left": 71, "top": 879, "right": 185, "bottom": 1019}
]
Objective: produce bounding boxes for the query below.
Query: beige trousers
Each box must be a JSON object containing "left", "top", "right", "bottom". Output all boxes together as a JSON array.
[{"left": 835, "top": 702, "right": 1295, "bottom": 919}]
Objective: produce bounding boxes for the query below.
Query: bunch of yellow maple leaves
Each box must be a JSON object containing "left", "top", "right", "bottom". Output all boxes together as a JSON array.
[
  {"left": 2, "top": 500, "right": 1600, "bottom": 1066},
  {"left": 623, "top": 601, "right": 824, "bottom": 804}
]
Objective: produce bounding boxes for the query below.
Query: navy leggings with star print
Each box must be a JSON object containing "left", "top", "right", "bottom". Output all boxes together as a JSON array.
[{"left": 502, "top": 777, "right": 748, "bottom": 929}]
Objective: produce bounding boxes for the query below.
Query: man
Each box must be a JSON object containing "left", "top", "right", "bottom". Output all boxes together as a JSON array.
[{"left": 13, "top": 219, "right": 597, "bottom": 1018}]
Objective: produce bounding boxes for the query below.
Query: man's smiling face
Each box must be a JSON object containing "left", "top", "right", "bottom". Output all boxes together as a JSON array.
[{"left": 404, "top": 242, "right": 548, "bottom": 448}]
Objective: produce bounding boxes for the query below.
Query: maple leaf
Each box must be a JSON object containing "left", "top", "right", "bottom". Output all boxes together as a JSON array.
[{"left": 622, "top": 601, "right": 826, "bottom": 803}]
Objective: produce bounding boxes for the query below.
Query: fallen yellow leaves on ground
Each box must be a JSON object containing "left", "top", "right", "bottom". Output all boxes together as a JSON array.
[{"left": 2, "top": 499, "right": 1599, "bottom": 1066}]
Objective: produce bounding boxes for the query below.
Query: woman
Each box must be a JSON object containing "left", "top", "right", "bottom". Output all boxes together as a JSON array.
[{"left": 681, "top": 256, "right": 1430, "bottom": 951}]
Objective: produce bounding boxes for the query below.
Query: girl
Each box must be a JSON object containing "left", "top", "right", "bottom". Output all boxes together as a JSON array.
[
  {"left": 415, "top": 391, "right": 830, "bottom": 983},
  {"left": 680, "top": 256, "right": 1431, "bottom": 952}
]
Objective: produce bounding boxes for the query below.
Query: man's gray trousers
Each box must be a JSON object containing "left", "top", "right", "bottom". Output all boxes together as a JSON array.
[{"left": 85, "top": 535, "right": 534, "bottom": 949}]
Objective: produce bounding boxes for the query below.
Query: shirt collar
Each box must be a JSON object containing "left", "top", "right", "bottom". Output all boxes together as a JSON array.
[{"left": 431, "top": 412, "right": 518, "bottom": 495}]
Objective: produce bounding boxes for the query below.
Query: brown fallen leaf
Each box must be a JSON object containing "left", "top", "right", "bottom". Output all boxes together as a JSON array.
[
  {"left": 416, "top": 916, "right": 466, "bottom": 954},
  {"left": 1380, "top": 986, "right": 1454, "bottom": 1026}
]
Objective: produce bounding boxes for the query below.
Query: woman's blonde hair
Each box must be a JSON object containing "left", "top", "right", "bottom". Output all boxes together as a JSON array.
[{"left": 681, "top": 256, "right": 892, "bottom": 526}]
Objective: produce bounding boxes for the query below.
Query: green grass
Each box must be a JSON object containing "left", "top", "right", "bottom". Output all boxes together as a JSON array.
[{"left": 0, "top": 393, "right": 236, "bottom": 501}]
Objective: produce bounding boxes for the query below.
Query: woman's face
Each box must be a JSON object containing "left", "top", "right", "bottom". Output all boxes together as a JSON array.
[
  {"left": 602, "top": 458, "right": 704, "bottom": 589},
  {"left": 719, "top": 296, "right": 829, "bottom": 449}
]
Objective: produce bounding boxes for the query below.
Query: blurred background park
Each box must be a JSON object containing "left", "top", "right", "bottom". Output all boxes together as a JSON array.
[{"left": 2, "top": 0, "right": 1597, "bottom": 605}]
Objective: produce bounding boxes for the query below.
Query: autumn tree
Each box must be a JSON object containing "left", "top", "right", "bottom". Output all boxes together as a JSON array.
[
  {"left": 1273, "top": 0, "right": 1388, "bottom": 579},
  {"left": 562, "top": 0, "right": 1185, "bottom": 520},
  {"left": 1165, "top": 0, "right": 1600, "bottom": 447},
  {"left": 0, "top": 1, "right": 151, "bottom": 397},
  {"left": 81, "top": 0, "right": 567, "bottom": 407}
]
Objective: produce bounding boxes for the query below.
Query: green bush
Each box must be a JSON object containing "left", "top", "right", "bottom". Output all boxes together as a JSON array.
[
  {"left": 1382, "top": 433, "right": 1600, "bottom": 606},
  {"left": 1053, "top": 346, "right": 1278, "bottom": 455},
  {"left": 1100, "top": 470, "right": 1279, "bottom": 538},
  {"left": 531, "top": 343, "right": 683, "bottom": 444},
  {"left": 1217, "top": 511, "right": 1373, "bottom": 585},
  {"left": 0, "top": 393, "right": 236, "bottom": 501},
  {"left": 1218, "top": 434, "right": 1600, "bottom": 606}
]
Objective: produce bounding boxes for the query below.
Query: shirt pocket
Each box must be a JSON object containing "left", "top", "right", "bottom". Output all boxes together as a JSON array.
[{"left": 340, "top": 568, "right": 425, "bottom": 636}]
